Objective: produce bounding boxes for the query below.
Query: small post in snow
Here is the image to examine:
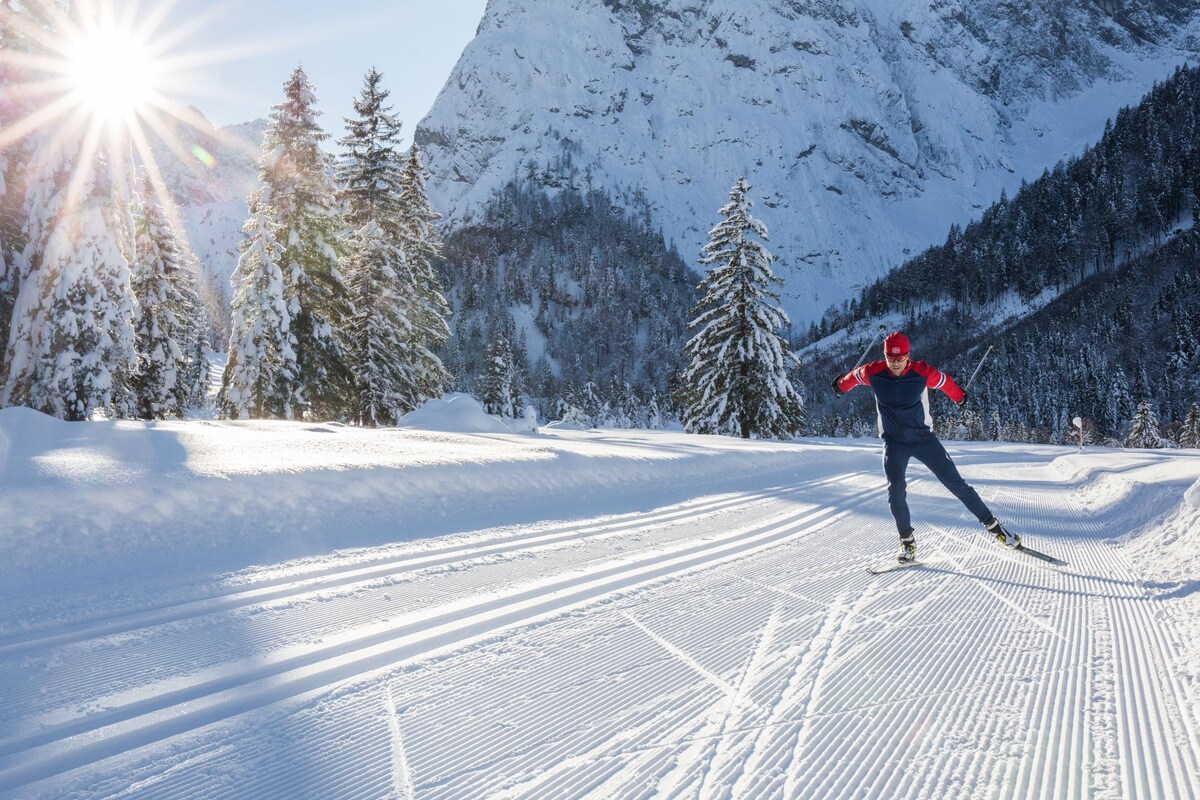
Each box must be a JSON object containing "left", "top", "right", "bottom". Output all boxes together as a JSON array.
[{"left": 1073, "top": 416, "right": 1084, "bottom": 452}]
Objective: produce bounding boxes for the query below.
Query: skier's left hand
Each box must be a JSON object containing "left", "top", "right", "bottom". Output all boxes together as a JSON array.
[{"left": 956, "top": 391, "right": 969, "bottom": 409}]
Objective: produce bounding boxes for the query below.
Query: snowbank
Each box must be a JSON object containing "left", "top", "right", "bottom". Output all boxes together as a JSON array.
[{"left": 398, "top": 393, "right": 518, "bottom": 434}]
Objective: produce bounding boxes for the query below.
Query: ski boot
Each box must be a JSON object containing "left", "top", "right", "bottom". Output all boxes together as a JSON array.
[
  {"left": 897, "top": 532, "right": 917, "bottom": 563},
  {"left": 984, "top": 518, "right": 1021, "bottom": 548}
]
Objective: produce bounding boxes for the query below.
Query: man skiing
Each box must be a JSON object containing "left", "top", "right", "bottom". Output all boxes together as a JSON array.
[{"left": 831, "top": 331, "right": 1020, "bottom": 563}]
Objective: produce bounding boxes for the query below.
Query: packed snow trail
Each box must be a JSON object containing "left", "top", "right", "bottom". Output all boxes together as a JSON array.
[{"left": 1, "top": 413, "right": 1199, "bottom": 798}]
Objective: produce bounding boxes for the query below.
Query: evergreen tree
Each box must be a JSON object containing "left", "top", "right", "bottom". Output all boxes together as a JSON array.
[
  {"left": 3, "top": 134, "right": 135, "bottom": 420},
  {"left": 337, "top": 69, "right": 448, "bottom": 421},
  {"left": 178, "top": 249, "right": 213, "bottom": 409},
  {"left": 218, "top": 203, "right": 296, "bottom": 419},
  {"left": 0, "top": 148, "right": 12, "bottom": 384},
  {"left": 338, "top": 68, "right": 404, "bottom": 231},
  {"left": 257, "top": 65, "right": 352, "bottom": 419},
  {"left": 680, "top": 178, "right": 804, "bottom": 439},
  {"left": 128, "top": 174, "right": 199, "bottom": 418},
  {"left": 344, "top": 221, "right": 415, "bottom": 425},
  {"left": 1126, "top": 399, "right": 1166, "bottom": 448},
  {"left": 1180, "top": 402, "right": 1200, "bottom": 448},
  {"left": 479, "top": 334, "right": 520, "bottom": 417},
  {"left": 395, "top": 143, "right": 452, "bottom": 402}
]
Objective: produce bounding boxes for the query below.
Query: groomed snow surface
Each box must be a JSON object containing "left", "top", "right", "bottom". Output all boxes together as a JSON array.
[{"left": 2, "top": 396, "right": 1199, "bottom": 799}]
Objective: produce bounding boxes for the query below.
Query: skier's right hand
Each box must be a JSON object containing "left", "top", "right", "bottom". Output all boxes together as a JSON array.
[{"left": 831, "top": 376, "right": 845, "bottom": 396}]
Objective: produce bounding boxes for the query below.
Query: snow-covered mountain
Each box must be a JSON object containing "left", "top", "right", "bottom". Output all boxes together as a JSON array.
[
  {"left": 416, "top": 0, "right": 1200, "bottom": 323},
  {"left": 143, "top": 110, "right": 266, "bottom": 327}
]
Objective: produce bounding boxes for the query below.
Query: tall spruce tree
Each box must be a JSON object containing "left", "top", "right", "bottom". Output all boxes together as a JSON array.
[
  {"left": 257, "top": 65, "right": 351, "bottom": 419},
  {"left": 128, "top": 173, "right": 206, "bottom": 418},
  {"left": 3, "top": 130, "right": 136, "bottom": 420},
  {"left": 337, "top": 68, "right": 447, "bottom": 423},
  {"left": 1179, "top": 402, "right": 1200, "bottom": 449},
  {"left": 0, "top": 148, "right": 12, "bottom": 384},
  {"left": 396, "top": 143, "right": 452, "bottom": 402},
  {"left": 479, "top": 334, "right": 521, "bottom": 417},
  {"left": 1126, "top": 399, "right": 1166, "bottom": 448},
  {"left": 219, "top": 200, "right": 296, "bottom": 419},
  {"left": 338, "top": 69, "right": 403, "bottom": 231},
  {"left": 681, "top": 178, "right": 804, "bottom": 439},
  {"left": 343, "top": 221, "right": 415, "bottom": 425}
]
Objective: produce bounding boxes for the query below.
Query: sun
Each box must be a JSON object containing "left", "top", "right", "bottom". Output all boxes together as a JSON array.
[
  {"left": 65, "top": 23, "right": 158, "bottom": 128},
  {"left": 0, "top": 0, "right": 268, "bottom": 239}
]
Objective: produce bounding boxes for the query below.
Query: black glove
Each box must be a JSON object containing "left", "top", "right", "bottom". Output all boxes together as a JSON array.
[
  {"left": 831, "top": 376, "right": 845, "bottom": 396},
  {"left": 956, "top": 391, "right": 969, "bottom": 409}
]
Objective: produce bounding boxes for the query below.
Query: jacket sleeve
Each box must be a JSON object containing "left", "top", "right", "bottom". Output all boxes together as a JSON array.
[
  {"left": 835, "top": 362, "right": 875, "bottom": 393},
  {"left": 914, "top": 361, "right": 964, "bottom": 403}
]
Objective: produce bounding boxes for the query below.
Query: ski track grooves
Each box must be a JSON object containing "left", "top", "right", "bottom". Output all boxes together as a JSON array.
[
  {"left": 0, "top": 483, "right": 883, "bottom": 792},
  {"left": 0, "top": 472, "right": 865, "bottom": 659}
]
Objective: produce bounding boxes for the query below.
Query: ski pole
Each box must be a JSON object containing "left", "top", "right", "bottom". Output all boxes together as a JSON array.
[
  {"left": 963, "top": 345, "right": 993, "bottom": 390},
  {"left": 851, "top": 324, "right": 888, "bottom": 371}
]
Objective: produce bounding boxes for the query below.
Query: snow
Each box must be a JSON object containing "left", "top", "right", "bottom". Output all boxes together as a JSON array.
[{"left": 2, "top": 406, "right": 1200, "bottom": 798}]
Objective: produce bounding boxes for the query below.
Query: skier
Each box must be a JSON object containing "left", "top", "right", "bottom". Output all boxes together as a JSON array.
[{"left": 831, "top": 331, "right": 1020, "bottom": 563}]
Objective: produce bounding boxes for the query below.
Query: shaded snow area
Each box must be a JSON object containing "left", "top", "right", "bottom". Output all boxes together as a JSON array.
[{"left": 2, "top": 403, "right": 1200, "bottom": 799}]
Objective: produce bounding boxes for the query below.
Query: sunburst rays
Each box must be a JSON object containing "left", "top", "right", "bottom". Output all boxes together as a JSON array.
[{"left": 0, "top": 0, "right": 263, "bottom": 255}]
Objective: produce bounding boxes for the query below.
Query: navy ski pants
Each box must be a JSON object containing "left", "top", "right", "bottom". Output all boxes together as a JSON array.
[{"left": 883, "top": 435, "right": 992, "bottom": 536}]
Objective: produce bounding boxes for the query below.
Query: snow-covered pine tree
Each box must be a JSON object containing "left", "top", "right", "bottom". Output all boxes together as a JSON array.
[
  {"left": 681, "top": 178, "right": 804, "bottom": 439},
  {"left": 258, "top": 65, "right": 352, "bottom": 420},
  {"left": 338, "top": 68, "right": 404, "bottom": 231},
  {"left": 0, "top": 147, "right": 12, "bottom": 383},
  {"left": 343, "top": 221, "right": 414, "bottom": 426},
  {"left": 3, "top": 126, "right": 136, "bottom": 420},
  {"left": 1126, "top": 399, "right": 1166, "bottom": 448},
  {"left": 336, "top": 68, "right": 445, "bottom": 422},
  {"left": 128, "top": 173, "right": 200, "bottom": 418},
  {"left": 395, "top": 143, "right": 452, "bottom": 402},
  {"left": 479, "top": 334, "right": 521, "bottom": 417},
  {"left": 1180, "top": 402, "right": 1200, "bottom": 449},
  {"left": 219, "top": 201, "right": 296, "bottom": 419},
  {"left": 178, "top": 249, "right": 212, "bottom": 409}
]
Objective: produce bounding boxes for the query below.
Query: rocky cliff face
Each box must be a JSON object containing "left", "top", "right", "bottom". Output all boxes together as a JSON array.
[{"left": 416, "top": 0, "right": 1200, "bottom": 323}]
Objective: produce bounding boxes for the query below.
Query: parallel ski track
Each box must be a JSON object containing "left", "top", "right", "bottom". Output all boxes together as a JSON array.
[
  {"left": 11, "top": 456, "right": 1200, "bottom": 799},
  {"left": 436, "top": 468, "right": 1200, "bottom": 800},
  {"left": 0, "top": 481, "right": 885, "bottom": 793},
  {"left": 0, "top": 471, "right": 867, "bottom": 658},
  {"left": 0, "top": 473, "right": 872, "bottom": 735}
]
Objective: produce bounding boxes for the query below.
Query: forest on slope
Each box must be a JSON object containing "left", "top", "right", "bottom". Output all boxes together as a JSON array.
[{"left": 802, "top": 64, "right": 1200, "bottom": 444}]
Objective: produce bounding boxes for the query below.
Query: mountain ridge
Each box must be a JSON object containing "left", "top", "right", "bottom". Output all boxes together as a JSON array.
[{"left": 415, "top": 0, "right": 1200, "bottom": 324}]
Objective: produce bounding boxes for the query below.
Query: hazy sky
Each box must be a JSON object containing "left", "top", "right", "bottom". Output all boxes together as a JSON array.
[{"left": 154, "top": 0, "right": 489, "bottom": 142}]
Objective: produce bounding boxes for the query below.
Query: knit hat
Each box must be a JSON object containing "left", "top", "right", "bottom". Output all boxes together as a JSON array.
[{"left": 884, "top": 332, "right": 910, "bottom": 356}]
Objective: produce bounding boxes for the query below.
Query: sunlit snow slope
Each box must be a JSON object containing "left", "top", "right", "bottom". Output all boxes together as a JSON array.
[{"left": 1, "top": 405, "right": 1199, "bottom": 798}]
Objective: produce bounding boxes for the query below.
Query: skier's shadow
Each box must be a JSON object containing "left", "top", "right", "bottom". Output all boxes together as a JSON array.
[{"left": 910, "top": 562, "right": 1188, "bottom": 602}]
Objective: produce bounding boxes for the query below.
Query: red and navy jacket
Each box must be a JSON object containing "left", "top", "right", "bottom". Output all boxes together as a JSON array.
[{"left": 835, "top": 360, "right": 965, "bottom": 443}]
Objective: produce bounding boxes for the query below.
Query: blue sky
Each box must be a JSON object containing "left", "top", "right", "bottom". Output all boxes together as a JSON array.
[{"left": 156, "top": 0, "right": 488, "bottom": 142}]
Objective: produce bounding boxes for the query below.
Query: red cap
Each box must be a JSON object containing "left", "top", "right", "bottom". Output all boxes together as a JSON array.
[{"left": 884, "top": 332, "right": 910, "bottom": 356}]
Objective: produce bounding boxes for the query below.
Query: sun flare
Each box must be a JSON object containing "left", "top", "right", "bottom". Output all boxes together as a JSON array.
[{"left": 65, "top": 24, "right": 158, "bottom": 127}]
